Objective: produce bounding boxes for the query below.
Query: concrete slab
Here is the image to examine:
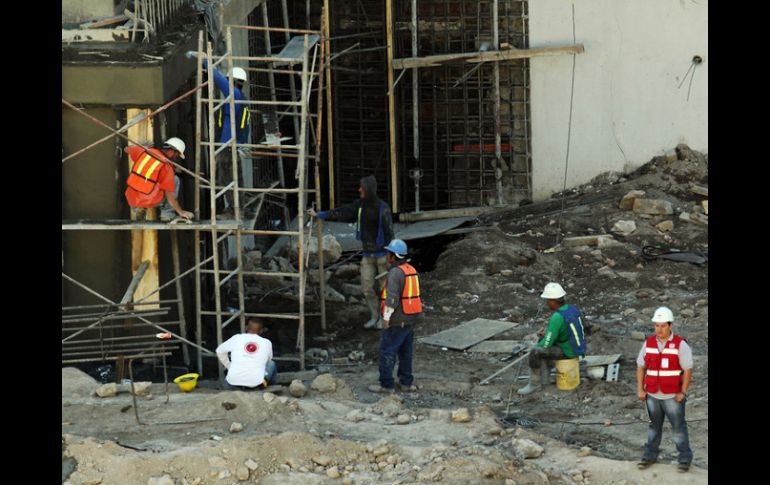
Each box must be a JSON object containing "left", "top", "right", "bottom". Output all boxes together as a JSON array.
[
  {"left": 418, "top": 318, "right": 517, "bottom": 350},
  {"left": 467, "top": 340, "right": 522, "bottom": 353}
]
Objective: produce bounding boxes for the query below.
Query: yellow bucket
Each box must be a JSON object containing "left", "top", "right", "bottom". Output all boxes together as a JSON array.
[
  {"left": 555, "top": 358, "right": 580, "bottom": 391},
  {"left": 174, "top": 373, "right": 199, "bottom": 392}
]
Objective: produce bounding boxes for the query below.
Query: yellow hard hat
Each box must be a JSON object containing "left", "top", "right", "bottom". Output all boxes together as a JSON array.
[{"left": 174, "top": 373, "right": 199, "bottom": 392}]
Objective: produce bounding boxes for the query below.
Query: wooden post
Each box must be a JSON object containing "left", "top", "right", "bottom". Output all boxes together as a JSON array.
[
  {"left": 126, "top": 108, "right": 160, "bottom": 311},
  {"left": 386, "top": 0, "right": 398, "bottom": 213},
  {"left": 315, "top": 6, "right": 328, "bottom": 332},
  {"left": 171, "top": 231, "right": 190, "bottom": 367},
  {"left": 323, "top": 0, "right": 335, "bottom": 208},
  {"left": 194, "top": 30, "right": 204, "bottom": 376},
  {"left": 296, "top": 35, "right": 311, "bottom": 370},
  {"left": 492, "top": 0, "right": 503, "bottom": 204}
]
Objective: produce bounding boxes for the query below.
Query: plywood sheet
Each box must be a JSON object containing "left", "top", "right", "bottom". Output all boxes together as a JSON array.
[
  {"left": 419, "top": 318, "right": 516, "bottom": 350},
  {"left": 467, "top": 340, "right": 522, "bottom": 353}
]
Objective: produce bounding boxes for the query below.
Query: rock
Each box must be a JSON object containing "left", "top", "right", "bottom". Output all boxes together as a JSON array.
[
  {"left": 289, "top": 380, "right": 307, "bottom": 397},
  {"left": 345, "top": 409, "right": 365, "bottom": 422},
  {"left": 305, "top": 348, "right": 329, "bottom": 362},
  {"left": 429, "top": 409, "right": 450, "bottom": 420},
  {"left": 209, "top": 456, "right": 227, "bottom": 468},
  {"left": 278, "top": 396, "right": 289, "bottom": 404},
  {"left": 263, "top": 392, "right": 277, "bottom": 403},
  {"left": 229, "top": 422, "right": 243, "bottom": 433},
  {"left": 631, "top": 331, "right": 646, "bottom": 341},
  {"left": 505, "top": 480, "right": 517, "bottom": 485},
  {"left": 95, "top": 383, "right": 117, "bottom": 398},
  {"left": 245, "top": 459, "right": 259, "bottom": 471},
  {"left": 333, "top": 265, "right": 359, "bottom": 282},
  {"left": 342, "top": 479, "right": 353, "bottom": 485},
  {"left": 451, "top": 408, "right": 472, "bottom": 423},
  {"left": 341, "top": 283, "right": 363, "bottom": 296},
  {"left": 312, "top": 455, "right": 333, "bottom": 466},
  {"left": 500, "top": 269, "right": 513, "bottom": 276},
  {"left": 396, "top": 414, "right": 411, "bottom": 425},
  {"left": 656, "top": 220, "right": 674, "bottom": 232},
  {"left": 372, "top": 395, "right": 403, "bottom": 417},
  {"left": 62, "top": 367, "right": 100, "bottom": 398},
  {"left": 235, "top": 466, "right": 250, "bottom": 481},
  {"left": 324, "top": 285, "right": 347, "bottom": 303},
  {"left": 372, "top": 446, "right": 390, "bottom": 457},
  {"left": 83, "top": 480, "right": 102, "bottom": 485},
  {"left": 622, "top": 308, "right": 636, "bottom": 317},
  {"left": 326, "top": 466, "right": 341, "bottom": 478},
  {"left": 512, "top": 438, "right": 544, "bottom": 458},
  {"left": 292, "top": 234, "right": 343, "bottom": 264},
  {"left": 611, "top": 220, "right": 636, "bottom": 236},
  {"left": 633, "top": 198, "right": 674, "bottom": 215},
  {"left": 681, "top": 308, "right": 695, "bottom": 318},
  {"left": 619, "top": 190, "right": 645, "bottom": 210},
  {"left": 311, "top": 373, "right": 337, "bottom": 393},
  {"left": 244, "top": 250, "right": 262, "bottom": 270},
  {"left": 347, "top": 350, "right": 365, "bottom": 361},
  {"left": 129, "top": 382, "right": 152, "bottom": 396},
  {"left": 577, "top": 446, "right": 592, "bottom": 457},
  {"left": 561, "top": 235, "right": 613, "bottom": 248},
  {"left": 217, "top": 469, "right": 231, "bottom": 479},
  {"left": 147, "top": 476, "right": 174, "bottom": 485}
]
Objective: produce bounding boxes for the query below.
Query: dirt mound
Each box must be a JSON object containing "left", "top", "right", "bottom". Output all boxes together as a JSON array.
[{"left": 62, "top": 367, "right": 99, "bottom": 398}]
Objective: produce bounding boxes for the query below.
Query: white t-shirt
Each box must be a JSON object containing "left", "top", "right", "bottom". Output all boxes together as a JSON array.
[{"left": 216, "top": 333, "right": 273, "bottom": 387}]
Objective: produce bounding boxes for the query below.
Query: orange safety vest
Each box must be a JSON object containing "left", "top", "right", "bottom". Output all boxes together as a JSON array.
[
  {"left": 126, "top": 148, "right": 169, "bottom": 195},
  {"left": 380, "top": 263, "right": 422, "bottom": 316}
]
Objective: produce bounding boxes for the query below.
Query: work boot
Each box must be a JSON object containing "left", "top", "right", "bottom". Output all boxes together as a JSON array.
[
  {"left": 363, "top": 296, "right": 381, "bottom": 329},
  {"left": 397, "top": 382, "right": 418, "bottom": 392},
  {"left": 541, "top": 365, "right": 550, "bottom": 387},
  {"left": 637, "top": 459, "right": 655, "bottom": 470},
  {"left": 517, "top": 366, "right": 541, "bottom": 395},
  {"left": 677, "top": 462, "right": 690, "bottom": 473},
  {"left": 367, "top": 384, "right": 394, "bottom": 394}
]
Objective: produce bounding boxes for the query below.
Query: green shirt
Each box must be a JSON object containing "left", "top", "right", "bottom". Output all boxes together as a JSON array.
[{"left": 536, "top": 305, "right": 578, "bottom": 358}]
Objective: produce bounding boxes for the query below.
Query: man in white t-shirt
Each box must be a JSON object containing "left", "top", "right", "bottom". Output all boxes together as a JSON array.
[{"left": 216, "top": 319, "right": 277, "bottom": 390}]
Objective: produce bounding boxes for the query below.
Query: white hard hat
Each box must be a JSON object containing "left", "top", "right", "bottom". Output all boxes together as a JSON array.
[
  {"left": 163, "top": 137, "right": 186, "bottom": 159},
  {"left": 540, "top": 282, "right": 566, "bottom": 299},
  {"left": 232, "top": 67, "right": 248, "bottom": 83},
  {"left": 651, "top": 306, "right": 674, "bottom": 323}
]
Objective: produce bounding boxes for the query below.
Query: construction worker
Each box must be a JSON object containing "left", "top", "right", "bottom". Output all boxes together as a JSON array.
[
  {"left": 367, "top": 239, "right": 422, "bottom": 393},
  {"left": 216, "top": 318, "right": 277, "bottom": 391},
  {"left": 518, "top": 282, "right": 586, "bottom": 395},
  {"left": 124, "top": 137, "right": 193, "bottom": 222},
  {"left": 186, "top": 51, "right": 251, "bottom": 210},
  {"left": 636, "top": 307, "right": 693, "bottom": 472},
  {"left": 308, "top": 175, "right": 395, "bottom": 329}
]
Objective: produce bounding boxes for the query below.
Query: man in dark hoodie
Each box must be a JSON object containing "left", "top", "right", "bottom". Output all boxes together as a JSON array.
[{"left": 308, "top": 175, "right": 395, "bottom": 329}]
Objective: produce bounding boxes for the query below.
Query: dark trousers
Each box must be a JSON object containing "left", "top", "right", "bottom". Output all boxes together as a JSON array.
[
  {"left": 643, "top": 395, "right": 693, "bottom": 464},
  {"left": 378, "top": 325, "right": 414, "bottom": 389},
  {"left": 528, "top": 345, "right": 567, "bottom": 369}
]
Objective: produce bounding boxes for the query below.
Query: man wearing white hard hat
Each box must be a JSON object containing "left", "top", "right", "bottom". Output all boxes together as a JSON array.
[
  {"left": 518, "top": 282, "right": 586, "bottom": 395},
  {"left": 635, "top": 307, "right": 693, "bottom": 472},
  {"left": 187, "top": 51, "right": 252, "bottom": 210},
  {"left": 124, "top": 137, "right": 193, "bottom": 222}
]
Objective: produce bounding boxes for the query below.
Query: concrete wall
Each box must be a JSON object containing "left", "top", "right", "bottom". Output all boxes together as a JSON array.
[{"left": 529, "top": 0, "right": 708, "bottom": 200}]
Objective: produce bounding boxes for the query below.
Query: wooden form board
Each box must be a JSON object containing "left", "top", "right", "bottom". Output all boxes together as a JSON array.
[
  {"left": 467, "top": 340, "right": 521, "bottom": 353},
  {"left": 126, "top": 108, "right": 160, "bottom": 310},
  {"left": 419, "top": 318, "right": 516, "bottom": 350}
]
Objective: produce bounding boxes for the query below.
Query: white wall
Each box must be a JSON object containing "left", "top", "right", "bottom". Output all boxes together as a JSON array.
[{"left": 529, "top": 0, "right": 708, "bottom": 200}]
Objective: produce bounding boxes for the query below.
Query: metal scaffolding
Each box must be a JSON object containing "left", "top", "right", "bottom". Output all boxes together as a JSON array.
[{"left": 62, "top": 6, "right": 327, "bottom": 380}]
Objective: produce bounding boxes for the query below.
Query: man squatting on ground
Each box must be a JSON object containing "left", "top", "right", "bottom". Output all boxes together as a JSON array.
[{"left": 216, "top": 318, "right": 277, "bottom": 391}]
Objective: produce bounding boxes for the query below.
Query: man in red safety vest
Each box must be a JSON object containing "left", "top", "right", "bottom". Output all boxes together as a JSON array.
[
  {"left": 124, "top": 137, "right": 193, "bottom": 222},
  {"left": 368, "top": 239, "right": 423, "bottom": 394},
  {"left": 636, "top": 306, "right": 694, "bottom": 472}
]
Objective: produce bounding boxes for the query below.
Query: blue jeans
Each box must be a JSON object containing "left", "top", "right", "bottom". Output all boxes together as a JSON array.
[
  {"left": 378, "top": 325, "right": 414, "bottom": 389},
  {"left": 643, "top": 395, "right": 693, "bottom": 464}
]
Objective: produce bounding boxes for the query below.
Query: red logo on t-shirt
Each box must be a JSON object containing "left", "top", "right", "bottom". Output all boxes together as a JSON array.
[{"left": 245, "top": 342, "right": 259, "bottom": 353}]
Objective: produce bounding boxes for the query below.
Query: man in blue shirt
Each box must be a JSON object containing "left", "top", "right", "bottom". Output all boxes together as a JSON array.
[
  {"left": 518, "top": 282, "right": 587, "bottom": 395},
  {"left": 187, "top": 52, "right": 252, "bottom": 210},
  {"left": 308, "top": 175, "right": 395, "bottom": 329}
]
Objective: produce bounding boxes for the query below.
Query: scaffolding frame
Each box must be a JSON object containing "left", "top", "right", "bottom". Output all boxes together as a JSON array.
[{"left": 62, "top": 7, "right": 328, "bottom": 379}]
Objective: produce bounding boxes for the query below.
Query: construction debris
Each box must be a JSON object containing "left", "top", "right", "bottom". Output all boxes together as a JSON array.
[{"left": 632, "top": 198, "right": 674, "bottom": 215}]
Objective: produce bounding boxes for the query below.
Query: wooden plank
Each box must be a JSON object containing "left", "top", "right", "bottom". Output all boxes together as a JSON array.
[
  {"left": 399, "top": 206, "right": 500, "bottom": 222},
  {"left": 690, "top": 184, "right": 708, "bottom": 197},
  {"left": 323, "top": 0, "right": 335, "bottom": 207},
  {"left": 79, "top": 15, "right": 129, "bottom": 29},
  {"left": 467, "top": 340, "right": 521, "bottom": 353},
  {"left": 62, "top": 220, "right": 240, "bottom": 230},
  {"left": 393, "top": 44, "right": 585, "bottom": 70},
  {"left": 582, "top": 353, "right": 623, "bottom": 367},
  {"left": 419, "top": 318, "right": 516, "bottom": 350},
  {"left": 561, "top": 235, "right": 614, "bottom": 248},
  {"left": 127, "top": 108, "right": 160, "bottom": 311},
  {"left": 275, "top": 369, "right": 319, "bottom": 384},
  {"left": 386, "top": 0, "right": 398, "bottom": 213}
]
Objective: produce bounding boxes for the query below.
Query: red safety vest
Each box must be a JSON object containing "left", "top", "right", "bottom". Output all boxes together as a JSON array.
[
  {"left": 126, "top": 148, "right": 169, "bottom": 197},
  {"left": 380, "top": 263, "right": 422, "bottom": 316},
  {"left": 643, "top": 334, "right": 685, "bottom": 394}
]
